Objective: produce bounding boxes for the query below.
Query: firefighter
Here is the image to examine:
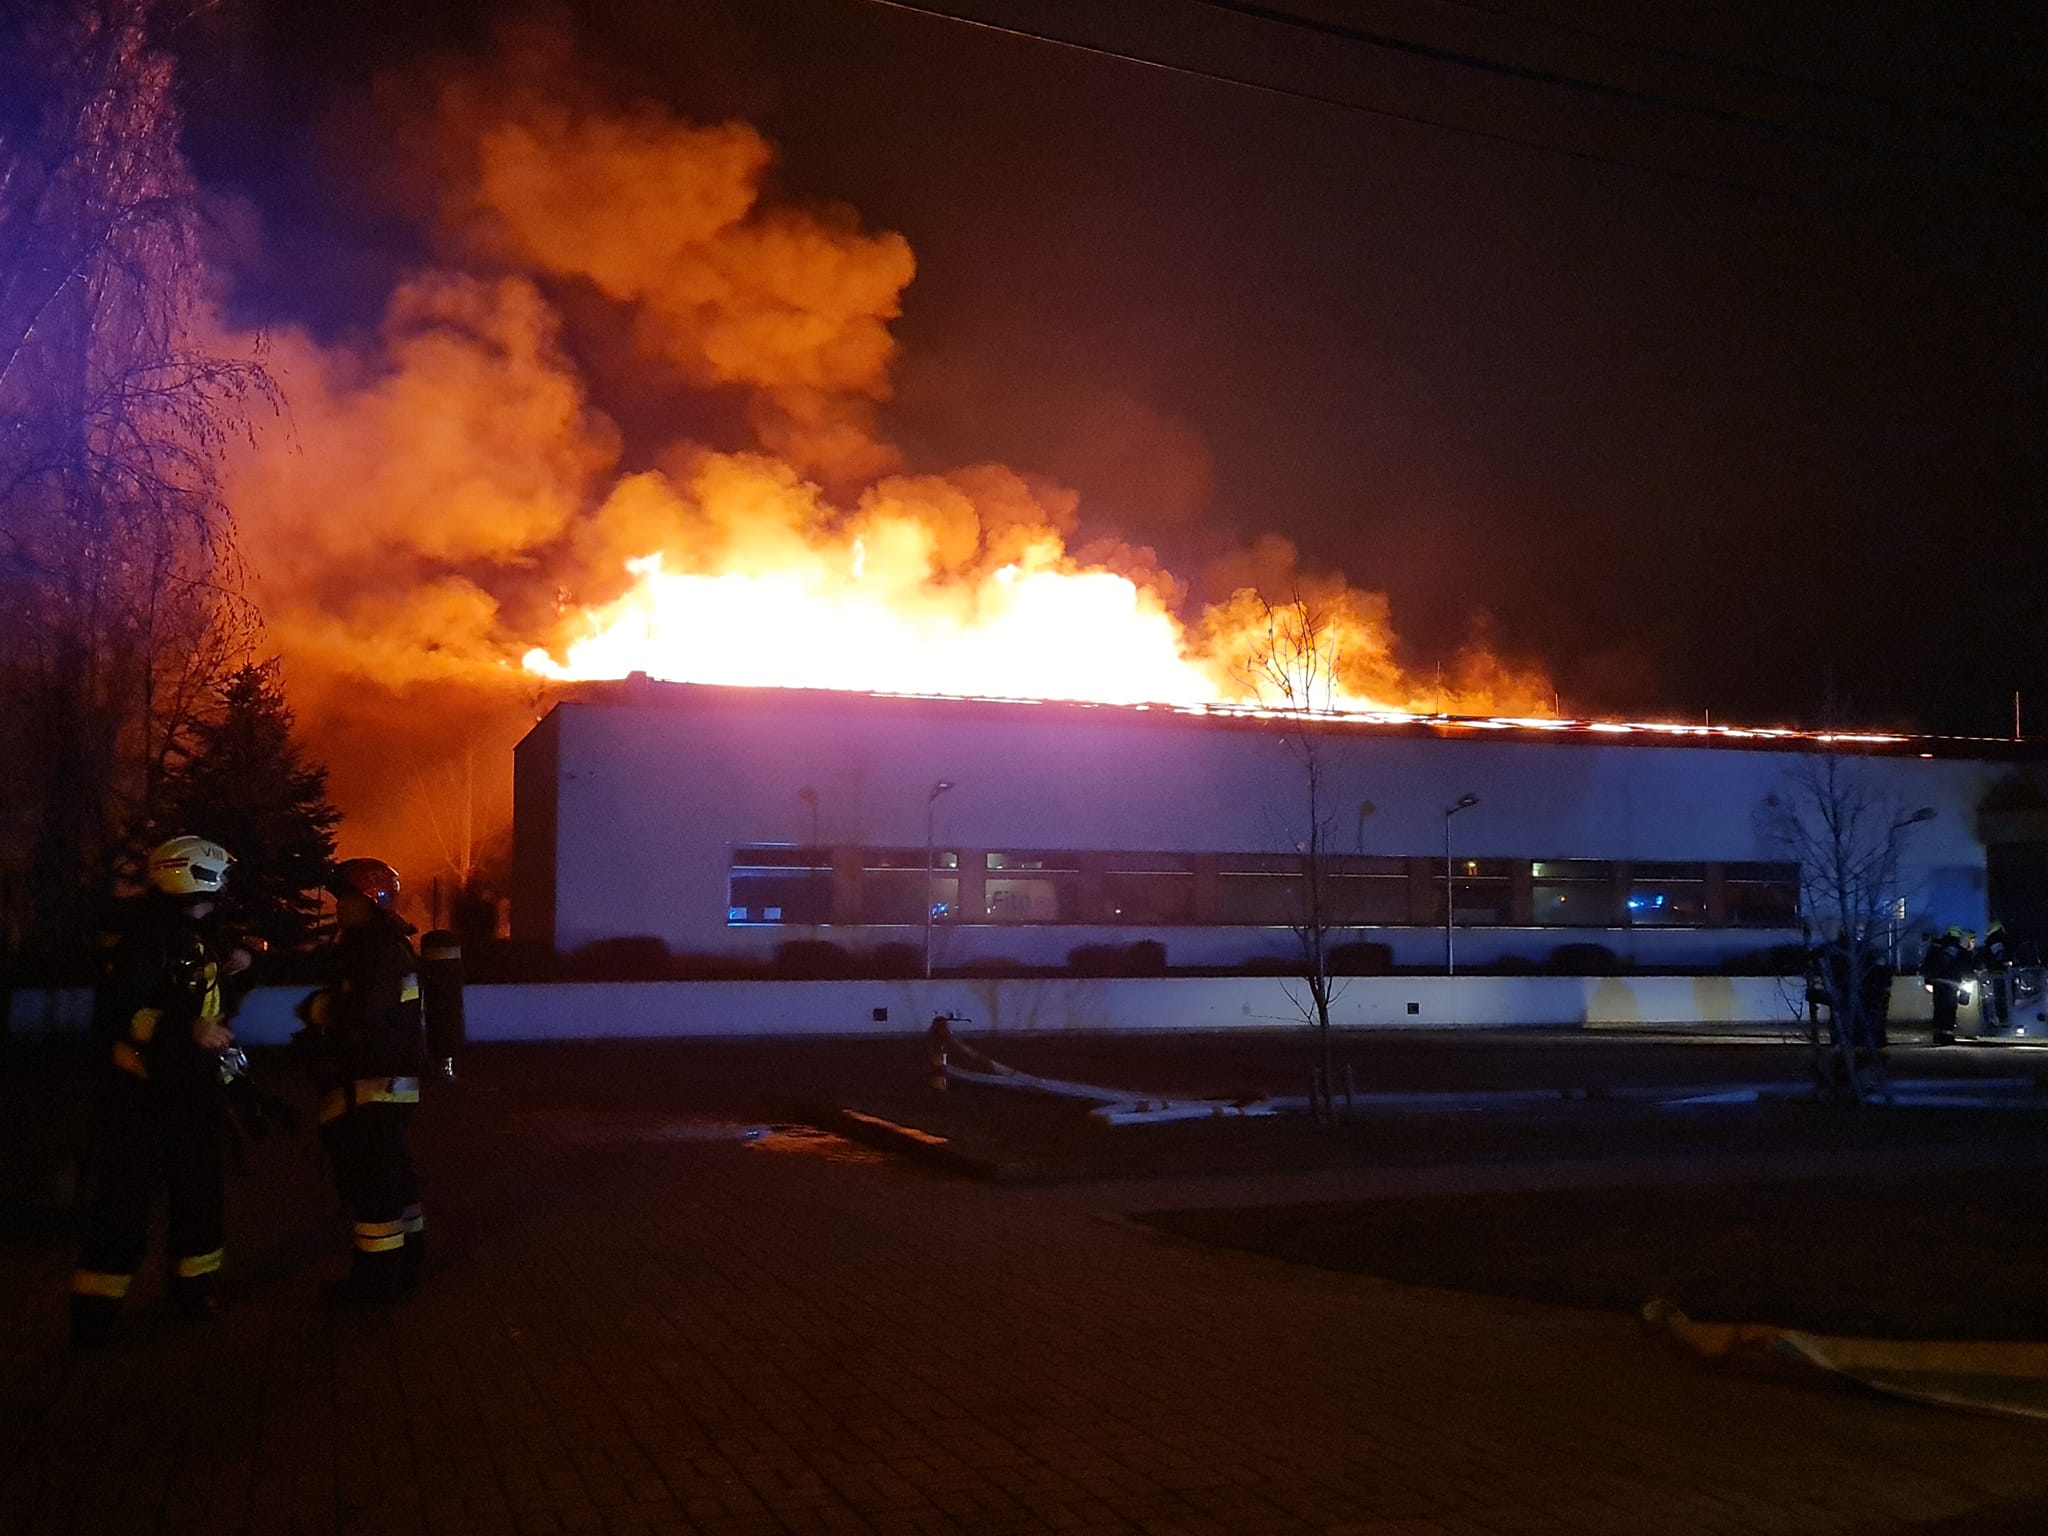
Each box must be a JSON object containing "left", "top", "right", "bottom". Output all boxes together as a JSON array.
[
  {"left": 1920, "top": 926, "right": 1967, "bottom": 1046},
  {"left": 1978, "top": 922, "right": 2012, "bottom": 1032},
  {"left": 298, "top": 858, "right": 426, "bottom": 1302},
  {"left": 69, "top": 836, "right": 241, "bottom": 1348}
]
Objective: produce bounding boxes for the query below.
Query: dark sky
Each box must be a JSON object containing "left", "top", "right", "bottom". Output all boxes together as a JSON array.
[{"left": 176, "top": 0, "right": 2048, "bottom": 735}]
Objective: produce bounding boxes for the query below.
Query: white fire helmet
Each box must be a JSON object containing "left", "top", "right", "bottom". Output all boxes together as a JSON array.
[{"left": 147, "top": 835, "right": 232, "bottom": 900}]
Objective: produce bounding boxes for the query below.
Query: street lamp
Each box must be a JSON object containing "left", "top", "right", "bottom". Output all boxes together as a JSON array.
[
  {"left": 925, "top": 780, "right": 956, "bottom": 980},
  {"left": 1444, "top": 793, "right": 1479, "bottom": 976},
  {"left": 1886, "top": 806, "right": 1936, "bottom": 966}
]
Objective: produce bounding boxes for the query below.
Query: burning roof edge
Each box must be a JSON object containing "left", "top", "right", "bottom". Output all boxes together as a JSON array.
[{"left": 535, "top": 674, "right": 2045, "bottom": 762}]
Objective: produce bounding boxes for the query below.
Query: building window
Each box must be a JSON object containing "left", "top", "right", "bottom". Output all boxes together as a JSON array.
[
  {"left": 1103, "top": 853, "right": 1196, "bottom": 924},
  {"left": 863, "top": 848, "right": 958, "bottom": 925},
  {"left": 1437, "top": 858, "right": 1513, "bottom": 926},
  {"left": 727, "top": 845, "right": 831, "bottom": 926},
  {"left": 1626, "top": 862, "right": 1708, "bottom": 926},
  {"left": 1216, "top": 853, "right": 1306, "bottom": 926},
  {"left": 1320, "top": 854, "right": 1410, "bottom": 924},
  {"left": 1724, "top": 861, "right": 1800, "bottom": 927},
  {"left": 984, "top": 851, "right": 1078, "bottom": 923},
  {"left": 1532, "top": 859, "right": 1613, "bottom": 927}
]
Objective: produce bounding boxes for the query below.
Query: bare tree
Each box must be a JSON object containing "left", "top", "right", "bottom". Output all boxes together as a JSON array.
[
  {"left": 1762, "top": 750, "right": 1935, "bottom": 1104},
  {"left": 1237, "top": 595, "right": 1359, "bottom": 1115},
  {"left": 0, "top": 0, "right": 274, "bottom": 964}
]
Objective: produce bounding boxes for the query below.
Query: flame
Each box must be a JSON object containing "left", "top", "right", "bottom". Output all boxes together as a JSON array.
[
  {"left": 523, "top": 549, "right": 1227, "bottom": 705},
  {"left": 210, "top": 23, "right": 1558, "bottom": 889}
]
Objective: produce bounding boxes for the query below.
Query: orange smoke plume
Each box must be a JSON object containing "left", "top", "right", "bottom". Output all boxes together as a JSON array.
[{"left": 222, "top": 27, "right": 1551, "bottom": 900}]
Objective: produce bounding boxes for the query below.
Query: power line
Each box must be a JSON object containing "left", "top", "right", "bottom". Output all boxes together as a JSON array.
[
  {"left": 846, "top": 0, "right": 2046, "bottom": 250},
  {"left": 1187, "top": 0, "right": 2035, "bottom": 179},
  {"left": 1412, "top": 0, "right": 2044, "bottom": 145}
]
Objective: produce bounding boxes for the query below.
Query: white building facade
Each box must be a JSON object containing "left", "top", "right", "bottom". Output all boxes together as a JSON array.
[{"left": 512, "top": 680, "right": 2030, "bottom": 974}]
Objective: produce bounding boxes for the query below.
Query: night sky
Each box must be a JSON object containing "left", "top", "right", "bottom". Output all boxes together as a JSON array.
[{"left": 176, "top": 0, "right": 2048, "bottom": 736}]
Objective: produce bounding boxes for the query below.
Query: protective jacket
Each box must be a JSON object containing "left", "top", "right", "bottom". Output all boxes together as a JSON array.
[
  {"left": 94, "top": 898, "right": 231, "bottom": 1100},
  {"left": 1921, "top": 931, "right": 1966, "bottom": 985},
  {"left": 1979, "top": 925, "right": 2011, "bottom": 973},
  {"left": 302, "top": 910, "right": 424, "bottom": 1095}
]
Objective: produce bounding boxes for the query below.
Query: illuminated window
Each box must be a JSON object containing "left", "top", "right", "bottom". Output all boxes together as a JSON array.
[
  {"left": 1434, "top": 858, "right": 1512, "bottom": 925},
  {"left": 1626, "top": 863, "right": 1707, "bottom": 926},
  {"left": 727, "top": 845, "right": 831, "bottom": 926},
  {"left": 1532, "top": 860, "right": 1613, "bottom": 927},
  {"left": 856, "top": 849, "right": 958, "bottom": 924},
  {"left": 986, "top": 851, "right": 1077, "bottom": 871},
  {"left": 983, "top": 850, "right": 1080, "bottom": 922}
]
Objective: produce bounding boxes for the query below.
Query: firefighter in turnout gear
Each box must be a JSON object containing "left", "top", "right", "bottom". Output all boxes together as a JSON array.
[
  {"left": 1921, "top": 927, "right": 1968, "bottom": 1046},
  {"left": 70, "top": 837, "right": 242, "bottom": 1348},
  {"left": 1977, "top": 922, "right": 2012, "bottom": 1032},
  {"left": 299, "top": 858, "right": 427, "bottom": 1302}
]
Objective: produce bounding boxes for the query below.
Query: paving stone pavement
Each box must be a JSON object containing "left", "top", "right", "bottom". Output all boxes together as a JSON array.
[{"left": 2, "top": 1039, "right": 2045, "bottom": 1536}]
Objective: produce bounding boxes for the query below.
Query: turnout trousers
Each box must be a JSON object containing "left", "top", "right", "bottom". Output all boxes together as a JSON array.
[
  {"left": 319, "top": 1091, "right": 422, "bottom": 1295},
  {"left": 1929, "top": 980, "right": 1960, "bottom": 1045},
  {"left": 70, "top": 1085, "right": 227, "bottom": 1342}
]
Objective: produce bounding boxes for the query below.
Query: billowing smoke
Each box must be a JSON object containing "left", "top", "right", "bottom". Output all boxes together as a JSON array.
[{"left": 220, "top": 24, "right": 1550, "bottom": 903}]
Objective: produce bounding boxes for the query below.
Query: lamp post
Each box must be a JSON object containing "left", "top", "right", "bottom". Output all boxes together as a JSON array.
[
  {"left": 925, "top": 780, "right": 955, "bottom": 980},
  {"left": 1886, "top": 805, "right": 1937, "bottom": 967},
  {"left": 1444, "top": 793, "right": 1479, "bottom": 975}
]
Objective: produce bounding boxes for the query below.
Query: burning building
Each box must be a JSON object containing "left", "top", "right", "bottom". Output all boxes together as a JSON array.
[{"left": 512, "top": 678, "right": 2036, "bottom": 975}]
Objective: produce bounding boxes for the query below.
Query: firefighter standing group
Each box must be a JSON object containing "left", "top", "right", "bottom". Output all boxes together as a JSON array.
[
  {"left": 1918, "top": 922, "right": 2016, "bottom": 1046},
  {"left": 69, "top": 839, "right": 458, "bottom": 1349}
]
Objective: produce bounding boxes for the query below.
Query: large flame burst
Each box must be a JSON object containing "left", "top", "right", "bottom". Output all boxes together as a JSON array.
[{"left": 523, "top": 545, "right": 1233, "bottom": 706}]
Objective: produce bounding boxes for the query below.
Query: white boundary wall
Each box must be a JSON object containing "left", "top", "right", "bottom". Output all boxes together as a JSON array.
[{"left": 11, "top": 973, "right": 1918, "bottom": 1044}]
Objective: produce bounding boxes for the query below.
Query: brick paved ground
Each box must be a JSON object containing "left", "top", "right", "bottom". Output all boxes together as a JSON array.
[{"left": 3, "top": 1033, "right": 2045, "bottom": 1535}]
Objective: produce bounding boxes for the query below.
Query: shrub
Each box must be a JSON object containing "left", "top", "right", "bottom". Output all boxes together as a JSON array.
[
  {"left": 865, "top": 943, "right": 922, "bottom": 978},
  {"left": 1067, "top": 940, "right": 1168, "bottom": 976},
  {"left": 773, "top": 939, "right": 855, "bottom": 978},
  {"left": 562, "top": 935, "right": 674, "bottom": 981},
  {"left": 1548, "top": 942, "right": 1621, "bottom": 976},
  {"left": 1326, "top": 940, "right": 1394, "bottom": 975}
]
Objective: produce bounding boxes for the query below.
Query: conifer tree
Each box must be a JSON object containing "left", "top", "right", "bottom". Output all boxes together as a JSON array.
[{"left": 156, "top": 662, "right": 339, "bottom": 951}]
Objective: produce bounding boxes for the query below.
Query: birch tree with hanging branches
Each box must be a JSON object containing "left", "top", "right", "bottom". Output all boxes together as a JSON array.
[{"left": 0, "top": 0, "right": 277, "bottom": 964}]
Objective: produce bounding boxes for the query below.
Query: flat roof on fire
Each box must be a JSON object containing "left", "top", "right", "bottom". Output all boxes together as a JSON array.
[{"left": 511, "top": 679, "right": 2039, "bottom": 972}]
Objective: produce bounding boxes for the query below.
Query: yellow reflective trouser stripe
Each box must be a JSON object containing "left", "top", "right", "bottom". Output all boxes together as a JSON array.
[
  {"left": 130, "top": 1007, "right": 162, "bottom": 1043},
  {"left": 318, "top": 1076, "right": 422, "bottom": 1124},
  {"left": 175, "top": 1248, "right": 224, "bottom": 1278},
  {"left": 71, "top": 1270, "right": 132, "bottom": 1298},
  {"left": 401, "top": 1204, "right": 425, "bottom": 1235},
  {"left": 112, "top": 1041, "right": 149, "bottom": 1079},
  {"left": 353, "top": 1221, "right": 406, "bottom": 1253},
  {"left": 400, "top": 974, "right": 420, "bottom": 1002}
]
